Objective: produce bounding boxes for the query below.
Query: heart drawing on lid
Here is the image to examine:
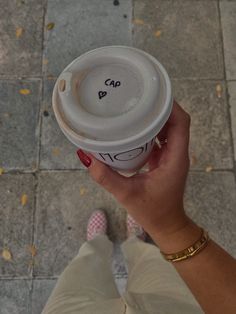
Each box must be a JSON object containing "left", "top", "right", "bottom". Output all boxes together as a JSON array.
[{"left": 98, "top": 91, "right": 107, "bottom": 99}]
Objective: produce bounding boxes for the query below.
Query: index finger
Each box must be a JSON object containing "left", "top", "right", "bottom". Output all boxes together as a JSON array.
[{"left": 164, "top": 101, "right": 191, "bottom": 162}]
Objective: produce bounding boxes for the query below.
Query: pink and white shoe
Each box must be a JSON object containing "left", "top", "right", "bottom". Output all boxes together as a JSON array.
[
  {"left": 127, "top": 214, "right": 146, "bottom": 241},
  {"left": 87, "top": 210, "right": 108, "bottom": 241}
]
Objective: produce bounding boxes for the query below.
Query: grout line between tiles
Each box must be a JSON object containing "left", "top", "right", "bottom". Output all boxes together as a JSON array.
[
  {"left": 1, "top": 168, "right": 235, "bottom": 175},
  {"left": 28, "top": 2, "right": 48, "bottom": 310},
  {"left": 217, "top": 0, "right": 236, "bottom": 184},
  {"left": 0, "top": 76, "right": 230, "bottom": 82}
]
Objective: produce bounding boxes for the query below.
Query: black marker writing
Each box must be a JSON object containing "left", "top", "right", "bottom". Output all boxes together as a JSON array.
[
  {"left": 105, "top": 79, "right": 121, "bottom": 88},
  {"left": 98, "top": 91, "right": 107, "bottom": 99}
]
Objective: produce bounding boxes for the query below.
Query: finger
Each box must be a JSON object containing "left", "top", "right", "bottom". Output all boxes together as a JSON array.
[
  {"left": 157, "top": 122, "right": 168, "bottom": 143},
  {"left": 165, "top": 100, "right": 190, "bottom": 162},
  {"left": 148, "top": 143, "right": 167, "bottom": 171},
  {"left": 88, "top": 154, "right": 132, "bottom": 201}
]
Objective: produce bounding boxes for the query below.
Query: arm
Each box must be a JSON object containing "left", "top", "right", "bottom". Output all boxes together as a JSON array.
[
  {"left": 154, "top": 219, "right": 236, "bottom": 314},
  {"left": 82, "top": 101, "right": 236, "bottom": 314}
]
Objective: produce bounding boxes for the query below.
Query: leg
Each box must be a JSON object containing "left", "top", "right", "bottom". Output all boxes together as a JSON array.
[
  {"left": 122, "top": 236, "right": 202, "bottom": 313},
  {"left": 123, "top": 215, "right": 202, "bottom": 311},
  {"left": 43, "top": 211, "right": 124, "bottom": 314}
]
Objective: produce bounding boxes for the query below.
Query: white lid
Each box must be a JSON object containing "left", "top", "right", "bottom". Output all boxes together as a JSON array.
[{"left": 53, "top": 46, "right": 172, "bottom": 153}]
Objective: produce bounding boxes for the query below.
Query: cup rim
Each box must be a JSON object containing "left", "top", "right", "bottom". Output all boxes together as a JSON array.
[{"left": 52, "top": 46, "right": 173, "bottom": 153}]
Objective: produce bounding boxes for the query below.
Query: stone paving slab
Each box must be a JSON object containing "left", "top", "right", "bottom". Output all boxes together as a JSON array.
[
  {"left": 0, "top": 0, "right": 44, "bottom": 77},
  {"left": 34, "top": 171, "right": 126, "bottom": 276},
  {"left": 40, "top": 79, "right": 83, "bottom": 170},
  {"left": 43, "top": 0, "right": 132, "bottom": 77},
  {"left": 220, "top": 1, "right": 236, "bottom": 80},
  {"left": 32, "top": 279, "right": 56, "bottom": 314},
  {"left": 228, "top": 82, "right": 236, "bottom": 161},
  {"left": 185, "top": 171, "right": 236, "bottom": 257},
  {"left": 0, "top": 279, "right": 31, "bottom": 314},
  {"left": 0, "top": 0, "right": 236, "bottom": 312},
  {"left": 173, "top": 80, "right": 233, "bottom": 170},
  {"left": 133, "top": 0, "right": 223, "bottom": 79},
  {"left": 0, "top": 80, "right": 41, "bottom": 170},
  {"left": 0, "top": 174, "right": 35, "bottom": 277}
]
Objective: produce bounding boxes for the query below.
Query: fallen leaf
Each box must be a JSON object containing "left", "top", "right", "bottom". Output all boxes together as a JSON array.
[
  {"left": 42, "top": 58, "right": 48, "bottom": 65},
  {"left": 154, "top": 30, "right": 162, "bottom": 38},
  {"left": 2, "top": 248, "right": 12, "bottom": 261},
  {"left": 80, "top": 187, "right": 87, "bottom": 196},
  {"left": 21, "top": 194, "right": 28, "bottom": 206},
  {"left": 47, "top": 75, "right": 54, "bottom": 80},
  {"left": 16, "top": 27, "right": 24, "bottom": 38},
  {"left": 3, "top": 113, "right": 10, "bottom": 118},
  {"left": 205, "top": 166, "right": 213, "bottom": 173},
  {"left": 133, "top": 19, "right": 145, "bottom": 25},
  {"left": 52, "top": 148, "right": 60, "bottom": 156},
  {"left": 28, "top": 245, "right": 37, "bottom": 257},
  {"left": 46, "top": 22, "right": 55, "bottom": 30},
  {"left": 19, "top": 89, "right": 30, "bottom": 95},
  {"left": 216, "top": 84, "right": 222, "bottom": 98},
  {"left": 190, "top": 155, "right": 197, "bottom": 166},
  {"left": 0, "top": 168, "right": 4, "bottom": 175}
]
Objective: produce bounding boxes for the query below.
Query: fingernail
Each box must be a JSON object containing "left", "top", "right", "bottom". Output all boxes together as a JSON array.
[{"left": 77, "top": 149, "right": 92, "bottom": 168}]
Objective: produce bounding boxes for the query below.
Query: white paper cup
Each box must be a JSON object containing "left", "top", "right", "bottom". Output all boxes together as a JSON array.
[{"left": 52, "top": 46, "right": 173, "bottom": 172}]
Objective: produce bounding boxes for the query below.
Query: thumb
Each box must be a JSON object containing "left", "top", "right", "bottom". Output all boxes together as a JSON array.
[{"left": 78, "top": 150, "right": 131, "bottom": 200}]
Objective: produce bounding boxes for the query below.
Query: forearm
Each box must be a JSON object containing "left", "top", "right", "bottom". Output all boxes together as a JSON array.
[{"left": 152, "top": 219, "right": 236, "bottom": 314}]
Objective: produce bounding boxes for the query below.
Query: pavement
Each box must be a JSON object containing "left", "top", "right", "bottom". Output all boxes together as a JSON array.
[{"left": 0, "top": 0, "right": 236, "bottom": 313}]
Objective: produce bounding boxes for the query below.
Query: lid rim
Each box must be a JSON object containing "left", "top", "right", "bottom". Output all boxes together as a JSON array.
[{"left": 52, "top": 46, "right": 173, "bottom": 152}]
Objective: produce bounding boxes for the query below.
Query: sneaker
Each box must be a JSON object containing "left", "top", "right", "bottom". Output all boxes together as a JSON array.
[
  {"left": 87, "top": 210, "right": 108, "bottom": 241},
  {"left": 127, "top": 214, "right": 146, "bottom": 241}
]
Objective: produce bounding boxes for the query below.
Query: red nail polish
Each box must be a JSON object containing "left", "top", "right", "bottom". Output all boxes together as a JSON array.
[{"left": 77, "top": 149, "right": 92, "bottom": 168}]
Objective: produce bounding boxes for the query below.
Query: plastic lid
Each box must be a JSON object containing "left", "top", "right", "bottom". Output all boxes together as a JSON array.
[{"left": 53, "top": 46, "right": 172, "bottom": 153}]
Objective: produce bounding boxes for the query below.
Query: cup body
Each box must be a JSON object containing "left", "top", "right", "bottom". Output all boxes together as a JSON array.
[{"left": 52, "top": 46, "right": 173, "bottom": 172}]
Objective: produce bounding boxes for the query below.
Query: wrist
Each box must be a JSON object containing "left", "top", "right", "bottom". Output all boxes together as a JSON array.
[{"left": 151, "top": 217, "right": 202, "bottom": 253}]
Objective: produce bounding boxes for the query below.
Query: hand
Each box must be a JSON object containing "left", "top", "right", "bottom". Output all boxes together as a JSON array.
[{"left": 80, "top": 101, "right": 192, "bottom": 242}]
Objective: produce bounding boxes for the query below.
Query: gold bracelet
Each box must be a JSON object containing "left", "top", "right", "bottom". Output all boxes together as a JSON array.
[{"left": 161, "top": 228, "right": 210, "bottom": 262}]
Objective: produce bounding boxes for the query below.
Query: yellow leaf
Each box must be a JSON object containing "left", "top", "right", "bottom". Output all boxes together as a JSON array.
[
  {"left": 133, "top": 19, "right": 145, "bottom": 25},
  {"left": 42, "top": 58, "right": 48, "bottom": 65},
  {"left": 190, "top": 155, "right": 197, "bottom": 166},
  {"left": 52, "top": 148, "right": 60, "bottom": 156},
  {"left": 28, "top": 245, "right": 37, "bottom": 257},
  {"left": 0, "top": 168, "right": 4, "bottom": 175},
  {"left": 2, "top": 248, "right": 12, "bottom": 261},
  {"left": 205, "top": 166, "right": 213, "bottom": 173},
  {"left": 19, "top": 89, "right": 30, "bottom": 95},
  {"left": 216, "top": 84, "right": 222, "bottom": 98},
  {"left": 154, "top": 30, "right": 162, "bottom": 38},
  {"left": 16, "top": 27, "right": 24, "bottom": 38},
  {"left": 21, "top": 194, "right": 28, "bottom": 206},
  {"left": 46, "top": 22, "right": 55, "bottom": 30},
  {"left": 80, "top": 187, "right": 87, "bottom": 196}
]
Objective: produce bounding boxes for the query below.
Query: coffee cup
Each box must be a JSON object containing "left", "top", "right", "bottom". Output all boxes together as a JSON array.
[{"left": 52, "top": 46, "right": 173, "bottom": 172}]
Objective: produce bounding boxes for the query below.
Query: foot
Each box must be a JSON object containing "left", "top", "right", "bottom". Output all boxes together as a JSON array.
[
  {"left": 127, "top": 214, "right": 146, "bottom": 241},
  {"left": 87, "top": 210, "right": 108, "bottom": 241}
]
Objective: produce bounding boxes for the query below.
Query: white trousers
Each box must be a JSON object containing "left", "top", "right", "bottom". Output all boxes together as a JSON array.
[{"left": 42, "top": 235, "right": 203, "bottom": 314}]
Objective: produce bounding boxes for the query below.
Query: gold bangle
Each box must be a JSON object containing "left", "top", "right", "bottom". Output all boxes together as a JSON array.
[{"left": 161, "top": 228, "right": 210, "bottom": 262}]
